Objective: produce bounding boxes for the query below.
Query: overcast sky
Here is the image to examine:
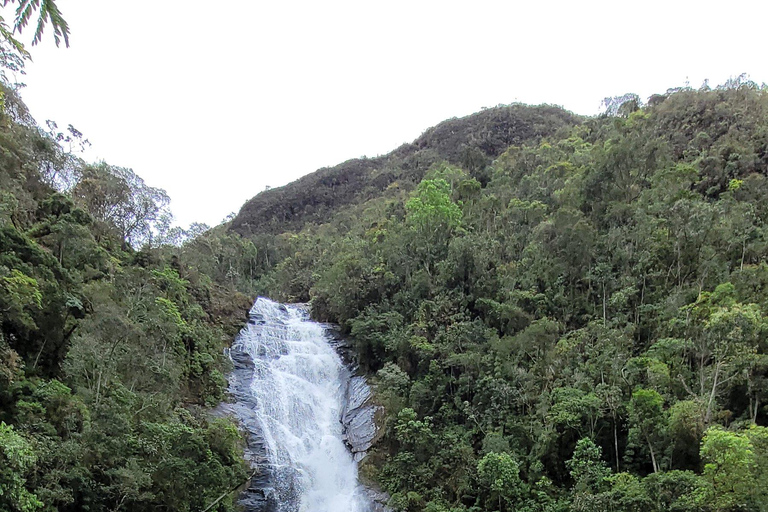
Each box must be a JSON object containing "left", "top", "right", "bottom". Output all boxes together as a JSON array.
[{"left": 8, "top": 0, "right": 768, "bottom": 227}]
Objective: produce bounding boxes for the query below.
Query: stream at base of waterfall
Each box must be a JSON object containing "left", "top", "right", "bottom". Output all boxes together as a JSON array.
[{"left": 226, "top": 297, "right": 375, "bottom": 512}]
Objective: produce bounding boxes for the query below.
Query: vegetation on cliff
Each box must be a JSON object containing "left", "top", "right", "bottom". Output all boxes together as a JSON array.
[
  {"left": 4, "top": 3, "right": 766, "bottom": 512},
  {"left": 0, "top": 86, "right": 251, "bottom": 511}
]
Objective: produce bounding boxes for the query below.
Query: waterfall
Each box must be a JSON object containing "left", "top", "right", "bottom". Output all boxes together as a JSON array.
[{"left": 231, "top": 297, "right": 372, "bottom": 512}]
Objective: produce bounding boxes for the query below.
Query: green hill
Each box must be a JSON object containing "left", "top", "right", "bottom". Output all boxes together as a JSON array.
[
  {"left": 230, "top": 104, "right": 581, "bottom": 235},
  {"left": 231, "top": 79, "right": 768, "bottom": 512},
  {"left": 0, "top": 87, "right": 252, "bottom": 512}
]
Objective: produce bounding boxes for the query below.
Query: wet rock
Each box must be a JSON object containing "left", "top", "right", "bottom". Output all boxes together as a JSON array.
[
  {"left": 341, "top": 376, "right": 382, "bottom": 457},
  {"left": 228, "top": 345, "right": 255, "bottom": 370},
  {"left": 364, "top": 487, "right": 393, "bottom": 512},
  {"left": 239, "top": 468, "right": 277, "bottom": 512},
  {"left": 225, "top": 336, "right": 277, "bottom": 512}
]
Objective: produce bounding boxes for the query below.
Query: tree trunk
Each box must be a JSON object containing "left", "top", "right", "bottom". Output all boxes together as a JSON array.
[
  {"left": 613, "top": 416, "right": 620, "bottom": 472},
  {"left": 602, "top": 283, "right": 607, "bottom": 326},
  {"left": 647, "top": 435, "right": 659, "bottom": 473},
  {"left": 705, "top": 362, "right": 721, "bottom": 423}
]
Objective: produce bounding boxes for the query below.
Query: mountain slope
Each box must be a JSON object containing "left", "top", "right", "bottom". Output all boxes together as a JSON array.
[
  {"left": 229, "top": 81, "right": 768, "bottom": 512},
  {"left": 230, "top": 104, "right": 581, "bottom": 235}
]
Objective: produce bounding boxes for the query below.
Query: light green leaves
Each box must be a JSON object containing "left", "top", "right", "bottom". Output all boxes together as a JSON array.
[
  {"left": 1, "top": 268, "right": 42, "bottom": 309},
  {"left": 0, "top": 422, "right": 43, "bottom": 512},
  {"left": 406, "top": 178, "right": 462, "bottom": 233},
  {"left": 697, "top": 425, "right": 768, "bottom": 511}
]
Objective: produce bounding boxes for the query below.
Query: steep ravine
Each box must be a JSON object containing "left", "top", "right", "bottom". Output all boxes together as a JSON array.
[{"left": 222, "top": 298, "right": 388, "bottom": 512}]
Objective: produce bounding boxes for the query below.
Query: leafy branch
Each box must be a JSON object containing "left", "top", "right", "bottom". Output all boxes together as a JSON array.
[{"left": 3, "top": 0, "right": 70, "bottom": 47}]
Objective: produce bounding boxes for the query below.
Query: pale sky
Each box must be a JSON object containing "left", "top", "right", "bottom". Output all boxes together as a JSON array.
[{"left": 8, "top": 0, "right": 768, "bottom": 227}]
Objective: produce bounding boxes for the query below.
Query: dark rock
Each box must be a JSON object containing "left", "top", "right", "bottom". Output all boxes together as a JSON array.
[
  {"left": 225, "top": 335, "right": 277, "bottom": 512},
  {"left": 339, "top": 372, "right": 383, "bottom": 462}
]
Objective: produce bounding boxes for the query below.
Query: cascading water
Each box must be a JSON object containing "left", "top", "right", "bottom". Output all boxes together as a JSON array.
[{"left": 231, "top": 297, "right": 372, "bottom": 512}]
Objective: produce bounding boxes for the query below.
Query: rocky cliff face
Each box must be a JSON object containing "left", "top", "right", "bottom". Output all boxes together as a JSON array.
[
  {"left": 221, "top": 337, "right": 277, "bottom": 512},
  {"left": 329, "top": 333, "right": 391, "bottom": 512},
  {"left": 342, "top": 376, "right": 382, "bottom": 461},
  {"left": 328, "top": 333, "right": 385, "bottom": 462}
]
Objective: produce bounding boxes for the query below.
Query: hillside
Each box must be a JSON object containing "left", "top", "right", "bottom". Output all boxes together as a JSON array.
[
  {"left": 230, "top": 104, "right": 581, "bottom": 235},
  {"left": 0, "top": 87, "right": 254, "bottom": 512},
  {"left": 230, "top": 79, "right": 768, "bottom": 512},
  {"left": 3, "top": 3, "right": 768, "bottom": 512}
]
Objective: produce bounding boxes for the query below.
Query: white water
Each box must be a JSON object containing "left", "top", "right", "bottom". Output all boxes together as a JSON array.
[{"left": 239, "top": 297, "right": 371, "bottom": 512}]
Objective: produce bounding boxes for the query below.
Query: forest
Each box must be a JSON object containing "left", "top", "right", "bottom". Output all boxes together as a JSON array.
[
  {"left": 0, "top": 81, "right": 264, "bottom": 510},
  {"left": 231, "top": 77, "right": 768, "bottom": 512},
  {"left": 1, "top": 6, "right": 768, "bottom": 509}
]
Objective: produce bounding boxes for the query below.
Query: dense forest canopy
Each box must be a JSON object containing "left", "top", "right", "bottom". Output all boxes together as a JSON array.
[{"left": 228, "top": 76, "right": 768, "bottom": 512}]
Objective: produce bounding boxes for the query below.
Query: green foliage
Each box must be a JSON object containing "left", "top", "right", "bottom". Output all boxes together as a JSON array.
[
  {"left": 627, "top": 389, "right": 667, "bottom": 473},
  {"left": 477, "top": 452, "right": 523, "bottom": 510},
  {"left": 7, "top": 0, "right": 70, "bottom": 47},
  {"left": 5, "top": 74, "right": 768, "bottom": 511},
  {"left": 567, "top": 438, "right": 611, "bottom": 493},
  {"left": 0, "top": 87, "right": 250, "bottom": 511},
  {"left": 0, "top": 422, "right": 42, "bottom": 512},
  {"left": 406, "top": 178, "right": 462, "bottom": 232},
  {"left": 232, "top": 82, "right": 768, "bottom": 511},
  {"left": 694, "top": 425, "right": 768, "bottom": 511},
  {"left": 72, "top": 162, "right": 171, "bottom": 248},
  {"left": 0, "top": 0, "right": 69, "bottom": 108},
  {"left": 1, "top": 269, "right": 42, "bottom": 308},
  {"left": 231, "top": 104, "right": 581, "bottom": 236},
  {"left": 0, "top": 268, "right": 42, "bottom": 330}
]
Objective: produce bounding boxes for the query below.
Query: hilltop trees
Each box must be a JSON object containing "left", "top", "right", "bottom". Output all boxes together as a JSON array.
[{"left": 72, "top": 163, "right": 171, "bottom": 248}]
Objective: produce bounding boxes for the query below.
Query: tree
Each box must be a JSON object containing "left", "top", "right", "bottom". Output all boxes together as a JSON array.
[
  {"left": 0, "top": 268, "right": 42, "bottom": 330},
  {"left": 72, "top": 163, "right": 171, "bottom": 248},
  {"left": 548, "top": 387, "right": 602, "bottom": 439},
  {"left": 699, "top": 426, "right": 756, "bottom": 511},
  {"left": 677, "top": 283, "right": 766, "bottom": 423},
  {"left": 406, "top": 178, "right": 462, "bottom": 236},
  {"left": 403, "top": 177, "right": 463, "bottom": 278},
  {"left": 642, "top": 470, "right": 703, "bottom": 512},
  {"left": 601, "top": 93, "right": 641, "bottom": 117},
  {"left": 627, "top": 389, "right": 667, "bottom": 473},
  {"left": 566, "top": 438, "right": 611, "bottom": 493},
  {"left": 477, "top": 452, "right": 523, "bottom": 511},
  {"left": 0, "top": 422, "right": 42, "bottom": 512}
]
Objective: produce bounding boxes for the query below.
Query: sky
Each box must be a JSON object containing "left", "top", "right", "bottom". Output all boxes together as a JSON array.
[{"left": 7, "top": 0, "right": 768, "bottom": 227}]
